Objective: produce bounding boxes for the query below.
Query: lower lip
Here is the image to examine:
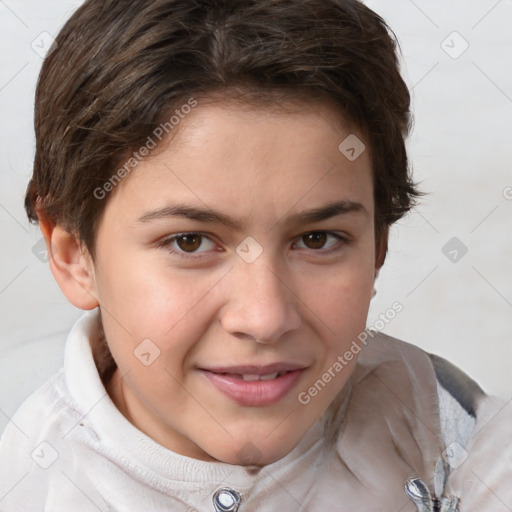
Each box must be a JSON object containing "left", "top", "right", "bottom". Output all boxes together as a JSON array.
[{"left": 201, "top": 369, "right": 304, "bottom": 407}]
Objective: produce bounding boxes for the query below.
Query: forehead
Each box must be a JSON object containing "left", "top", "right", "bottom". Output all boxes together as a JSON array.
[{"left": 103, "top": 100, "right": 374, "bottom": 230}]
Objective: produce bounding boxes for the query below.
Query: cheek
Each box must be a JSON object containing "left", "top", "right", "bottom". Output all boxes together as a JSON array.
[
  {"left": 300, "top": 257, "right": 375, "bottom": 337},
  {"left": 95, "top": 261, "right": 229, "bottom": 390},
  {"left": 296, "top": 266, "right": 373, "bottom": 407},
  {"left": 95, "top": 248, "right": 219, "bottom": 336},
  {"left": 309, "top": 285, "right": 372, "bottom": 361}
]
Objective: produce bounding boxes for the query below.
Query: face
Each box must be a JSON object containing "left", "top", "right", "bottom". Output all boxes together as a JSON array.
[{"left": 90, "top": 99, "right": 378, "bottom": 465}]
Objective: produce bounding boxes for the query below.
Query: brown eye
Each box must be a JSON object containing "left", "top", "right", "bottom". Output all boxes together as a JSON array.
[
  {"left": 302, "top": 232, "right": 328, "bottom": 249},
  {"left": 176, "top": 234, "right": 203, "bottom": 252},
  {"left": 161, "top": 232, "right": 216, "bottom": 256},
  {"left": 295, "top": 231, "right": 346, "bottom": 252}
]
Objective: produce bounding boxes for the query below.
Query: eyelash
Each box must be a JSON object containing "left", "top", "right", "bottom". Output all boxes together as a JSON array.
[{"left": 157, "top": 231, "right": 350, "bottom": 259}]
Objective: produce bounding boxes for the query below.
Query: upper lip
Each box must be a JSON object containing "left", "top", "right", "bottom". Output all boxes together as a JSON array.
[{"left": 200, "top": 363, "right": 307, "bottom": 375}]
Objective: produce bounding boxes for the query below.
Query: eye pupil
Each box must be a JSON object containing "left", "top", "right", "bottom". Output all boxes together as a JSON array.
[
  {"left": 303, "top": 232, "right": 327, "bottom": 249},
  {"left": 176, "top": 234, "right": 202, "bottom": 252}
]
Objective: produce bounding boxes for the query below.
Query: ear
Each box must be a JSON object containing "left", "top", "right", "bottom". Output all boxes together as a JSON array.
[
  {"left": 39, "top": 218, "right": 99, "bottom": 310},
  {"left": 375, "top": 226, "right": 389, "bottom": 272}
]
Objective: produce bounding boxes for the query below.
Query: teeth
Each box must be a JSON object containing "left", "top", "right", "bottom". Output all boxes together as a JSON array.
[
  {"left": 260, "top": 372, "right": 279, "bottom": 380},
  {"left": 241, "top": 374, "right": 260, "bottom": 382},
  {"left": 241, "top": 372, "right": 280, "bottom": 381}
]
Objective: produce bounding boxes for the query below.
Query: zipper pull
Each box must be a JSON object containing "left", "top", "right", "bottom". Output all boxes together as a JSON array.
[
  {"left": 440, "top": 496, "right": 460, "bottom": 512},
  {"left": 405, "top": 478, "right": 434, "bottom": 512}
]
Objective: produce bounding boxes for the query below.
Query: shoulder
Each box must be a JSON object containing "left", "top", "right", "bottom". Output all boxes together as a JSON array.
[
  {"left": 342, "top": 331, "right": 512, "bottom": 509},
  {"left": 448, "top": 393, "right": 512, "bottom": 509},
  {"left": 358, "top": 330, "right": 486, "bottom": 421},
  {"left": 427, "top": 352, "right": 485, "bottom": 418},
  {"left": 0, "top": 311, "right": 130, "bottom": 511},
  {"left": 0, "top": 369, "right": 72, "bottom": 451},
  {"left": 0, "top": 370, "right": 86, "bottom": 509}
]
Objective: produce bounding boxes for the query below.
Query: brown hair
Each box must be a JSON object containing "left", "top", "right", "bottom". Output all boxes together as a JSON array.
[{"left": 26, "top": 0, "right": 418, "bottom": 255}]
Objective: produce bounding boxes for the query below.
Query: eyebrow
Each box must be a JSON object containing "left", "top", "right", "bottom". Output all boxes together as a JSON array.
[{"left": 137, "top": 200, "right": 367, "bottom": 230}]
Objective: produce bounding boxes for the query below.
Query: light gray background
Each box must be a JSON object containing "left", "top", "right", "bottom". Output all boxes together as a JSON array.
[{"left": 1, "top": 0, "right": 511, "bottom": 435}]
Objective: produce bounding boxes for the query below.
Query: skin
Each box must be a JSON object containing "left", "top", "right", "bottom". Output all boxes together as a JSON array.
[{"left": 43, "top": 99, "right": 383, "bottom": 466}]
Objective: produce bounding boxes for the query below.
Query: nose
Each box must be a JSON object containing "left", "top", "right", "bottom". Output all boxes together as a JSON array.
[{"left": 220, "top": 258, "right": 301, "bottom": 344}]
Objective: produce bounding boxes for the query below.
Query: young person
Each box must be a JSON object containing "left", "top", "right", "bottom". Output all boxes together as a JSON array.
[{"left": 0, "top": 1, "right": 510, "bottom": 510}]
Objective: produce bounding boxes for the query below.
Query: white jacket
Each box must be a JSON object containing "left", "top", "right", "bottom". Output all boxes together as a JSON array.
[{"left": 0, "top": 311, "right": 510, "bottom": 511}]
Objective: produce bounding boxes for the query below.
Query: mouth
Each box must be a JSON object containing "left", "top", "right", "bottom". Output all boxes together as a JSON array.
[
  {"left": 218, "top": 371, "right": 288, "bottom": 381},
  {"left": 199, "top": 364, "right": 306, "bottom": 407}
]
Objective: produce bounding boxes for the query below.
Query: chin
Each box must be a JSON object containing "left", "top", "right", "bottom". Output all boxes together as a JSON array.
[{"left": 204, "top": 436, "right": 299, "bottom": 467}]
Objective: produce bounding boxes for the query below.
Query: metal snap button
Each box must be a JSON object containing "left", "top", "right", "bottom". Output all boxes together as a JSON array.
[{"left": 212, "top": 487, "right": 241, "bottom": 512}]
